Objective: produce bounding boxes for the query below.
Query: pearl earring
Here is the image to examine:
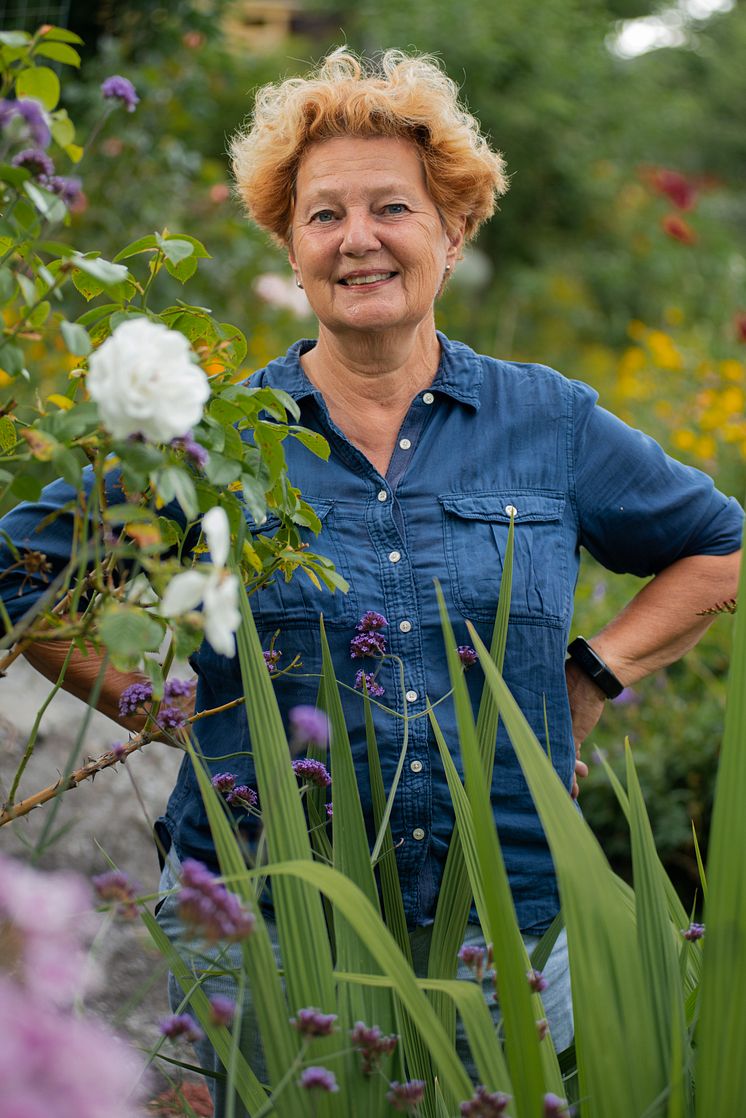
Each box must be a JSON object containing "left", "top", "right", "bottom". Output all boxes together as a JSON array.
[{"left": 295, "top": 276, "right": 303, "bottom": 289}]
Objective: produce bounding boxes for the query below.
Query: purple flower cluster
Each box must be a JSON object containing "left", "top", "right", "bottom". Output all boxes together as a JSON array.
[
  {"left": 350, "top": 1021, "right": 398, "bottom": 1075},
  {"left": 457, "top": 645, "right": 478, "bottom": 669},
  {"left": 527, "top": 968, "right": 548, "bottom": 993},
  {"left": 292, "top": 757, "right": 331, "bottom": 788},
  {"left": 171, "top": 431, "right": 209, "bottom": 470},
  {"left": 459, "top": 944, "right": 486, "bottom": 980},
  {"left": 543, "top": 1094, "right": 571, "bottom": 1116},
  {"left": 299, "top": 1066, "right": 339, "bottom": 1093},
  {"left": 460, "top": 1086, "right": 511, "bottom": 1116},
  {"left": 165, "top": 677, "right": 197, "bottom": 701},
  {"left": 159, "top": 1013, "right": 204, "bottom": 1045},
  {"left": 325, "top": 801, "right": 333, "bottom": 819},
  {"left": 178, "top": 859, "right": 255, "bottom": 943},
  {"left": 92, "top": 870, "right": 139, "bottom": 920},
  {"left": 263, "top": 648, "right": 282, "bottom": 673},
  {"left": 118, "top": 680, "right": 153, "bottom": 718},
  {"left": 12, "top": 147, "right": 54, "bottom": 179},
  {"left": 290, "top": 1006, "right": 337, "bottom": 1037},
  {"left": 101, "top": 75, "right": 139, "bottom": 112},
  {"left": 387, "top": 1079, "right": 426, "bottom": 1112},
  {"left": 44, "top": 175, "right": 82, "bottom": 205},
  {"left": 0, "top": 97, "right": 50, "bottom": 147},
  {"left": 157, "top": 705, "right": 186, "bottom": 730},
  {"left": 288, "top": 705, "right": 329, "bottom": 748},
  {"left": 357, "top": 611, "right": 388, "bottom": 632},
  {"left": 354, "top": 670, "right": 385, "bottom": 697},
  {"left": 210, "top": 772, "right": 258, "bottom": 809},
  {"left": 682, "top": 922, "right": 705, "bottom": 941},
  {"left": 209, "top": 995, "right": 235, "bottom": 1027}
]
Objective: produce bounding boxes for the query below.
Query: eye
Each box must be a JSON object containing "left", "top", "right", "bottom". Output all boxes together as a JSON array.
[
  {"left": 310, "top": 209, "right": 336, "bottom": 223},
  {"left": 382, "top": 203, "right": 408, "bottom": 216}
]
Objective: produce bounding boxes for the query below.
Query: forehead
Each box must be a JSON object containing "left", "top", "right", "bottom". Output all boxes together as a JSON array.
[{"left": 294, "top": 136, "right": 429, "bottom": 203}]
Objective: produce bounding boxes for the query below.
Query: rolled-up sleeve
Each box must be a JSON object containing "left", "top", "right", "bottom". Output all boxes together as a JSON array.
[{"left": 570, "top": 379, "right": 744, "bottom": 577}]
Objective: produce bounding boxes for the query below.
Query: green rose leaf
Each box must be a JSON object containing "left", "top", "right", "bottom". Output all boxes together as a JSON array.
[
  {"left": 99, "top": 603, "right": 165, "bottom": 670},
  {"left": 203, "top": 451, "right": 242, "bottom": 487},
  {"left": 35, "top": 42, "right": 81, "bottom": 67},
  {"left": 72, "top": 253, "right": 131, "bottom": 288},
  {"left": 60, "top": 319, "right": 92, "bottom": 356},
  {"left": 16, "top": 65, "right": 61, "bottom": 110},
  {"left": 0, "top": 341, "right": 26, "bottom": 377},
  {"left": 23, "top": 181, "right": 66, "bottom": 225},
  {"left": 0, "top": 31, "right": 31, "bottom": 46},
  {"left": 0, "top": 416, "right": 17, "bottom": 452}
]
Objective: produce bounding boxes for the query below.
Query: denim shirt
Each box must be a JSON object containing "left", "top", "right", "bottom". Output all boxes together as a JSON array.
[{"left": 1, "top": 334, "right": 742, "bottom": 932}]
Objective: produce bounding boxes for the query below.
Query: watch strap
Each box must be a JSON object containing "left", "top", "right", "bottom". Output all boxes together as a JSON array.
[{"left": 567, "top": 636, "right": 624, "bottom": 700}]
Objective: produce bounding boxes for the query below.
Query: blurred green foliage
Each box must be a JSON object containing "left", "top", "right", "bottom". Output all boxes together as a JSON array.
[{"left": 9, "top": 0, "right": 746, "bottom": 908}]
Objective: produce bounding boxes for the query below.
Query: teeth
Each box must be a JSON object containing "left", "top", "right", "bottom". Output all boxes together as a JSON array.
[{"left": 343, "top": 273, "right": 393, "bottom": 286}]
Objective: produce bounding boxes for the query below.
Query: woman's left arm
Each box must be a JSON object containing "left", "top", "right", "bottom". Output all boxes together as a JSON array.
[{"left": 567, "top": 549, "right": 742, "bottom": 752}]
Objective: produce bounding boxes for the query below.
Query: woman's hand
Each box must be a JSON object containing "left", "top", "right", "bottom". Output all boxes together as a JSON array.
[{"left": 565, "top": 658, "right": 605, "bottom": 798}]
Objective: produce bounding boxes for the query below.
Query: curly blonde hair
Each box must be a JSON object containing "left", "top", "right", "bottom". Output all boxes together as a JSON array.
[{"left": 230, "top": 48, "right": 508, "bottom": 247}]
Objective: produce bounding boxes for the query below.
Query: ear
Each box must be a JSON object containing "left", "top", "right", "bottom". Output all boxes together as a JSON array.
[
  {"left": 446, "top": 217, "right": 466, "bottom": 266},
  {"left": 287, "top": 243, "right": 299, "bottom": 276}
]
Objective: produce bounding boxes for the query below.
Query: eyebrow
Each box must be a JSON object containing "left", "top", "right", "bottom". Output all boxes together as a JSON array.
[{"left": 297, "top": 182, "right": 422, "bottom": 210}]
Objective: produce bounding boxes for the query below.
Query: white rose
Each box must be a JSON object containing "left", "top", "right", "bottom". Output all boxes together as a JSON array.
[
  {"left": 160, "top": 507, "right": 240, "bottom": 658},
  {"left": 87, "top": 318, "right": 210, "bottom": 442}
]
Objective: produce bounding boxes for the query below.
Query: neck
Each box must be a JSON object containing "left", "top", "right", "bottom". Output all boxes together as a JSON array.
[{"left": 300, "top": 320, "right": 441, "bottom": 476}]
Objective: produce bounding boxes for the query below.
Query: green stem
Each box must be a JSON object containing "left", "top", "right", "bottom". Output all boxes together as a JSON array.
[
  {"left": 370, "top": 654, "right": 409, "bottom": 865},
  {"left": 252, "top": 1040, "right": 309, "bottom": 1118}
]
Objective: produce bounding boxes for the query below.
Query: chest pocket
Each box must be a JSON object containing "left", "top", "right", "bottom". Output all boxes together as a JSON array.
[
  {"left": 439, "top": 491, "right": 569, "bottom": 625},
  {"left": 246, "top": 499, "right": 359, "bottom": 632}
]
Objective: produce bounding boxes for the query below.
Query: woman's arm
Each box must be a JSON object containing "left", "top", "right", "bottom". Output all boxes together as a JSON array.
[{"left": 567, "top": 549, "right": 742, "bottom": 751}]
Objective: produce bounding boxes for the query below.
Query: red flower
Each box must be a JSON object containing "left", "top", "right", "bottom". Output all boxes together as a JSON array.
[
  {"left": 662, "top": 213, "right": 697, "bottom": 245},
  {"left": 650, "top": 168, "right": 697, "bottom": 211},
  {"left": 734, "top": 313, "right": 746, "bottom": 344}
]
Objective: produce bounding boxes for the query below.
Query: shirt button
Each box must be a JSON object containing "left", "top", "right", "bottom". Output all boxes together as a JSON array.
[
  {"left": 399, "top": 620, "right": 412, "bottom": 633},
  {"left": 505, "top": 504, "right": 518, "bottom": 517},
  {"left": 388, "top": 550, "right": 401, "bottom": 563},
  {"left": 412, "top": 827, "right": 426, "bottom": 841},
  {"left": 422, "top": 391, "right": 434, "bottom": 405},
  {"left": 410, "top": 760, "right": 423, "bottom": 773},
  {"left": 377, "top": 490, "right": 388, "bottom": 502},
  {"left": 406, "top": 690, "right": 418, "bottom": 703},
  {"left": 399, "top": 437, "right": 412, "bottom": 450}
]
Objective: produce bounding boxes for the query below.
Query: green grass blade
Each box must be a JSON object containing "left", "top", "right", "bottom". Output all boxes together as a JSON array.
[
  {"left": 469, "top": 621, "right": 667, "bottom": 1117},
  {"left": 626, "top": 741, "right": 690, "bottom": 1099},
  {"left": 435, "top": 583, "right": 556, "bottom": 1115},
  {"left": 696, "top": 529, "right": 746, "bottom": 1118},
  {"left": 690, "top": 821, "right": 708, "bottom": 906}
]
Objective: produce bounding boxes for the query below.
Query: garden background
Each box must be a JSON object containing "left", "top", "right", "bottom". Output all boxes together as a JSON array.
[{"left": 0, "top": 0, "right": 744, "bottom": 1111}]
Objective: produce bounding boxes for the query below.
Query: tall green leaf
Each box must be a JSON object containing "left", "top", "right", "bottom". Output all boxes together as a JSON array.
[
  {"left": 470, "top": 623, "right": 668, "bottom": 1117},
  {"left": 696, "top": 530, "right": 746, "bottom": 1117}
]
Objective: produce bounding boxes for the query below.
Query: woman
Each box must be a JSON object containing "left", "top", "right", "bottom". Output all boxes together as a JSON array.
[{"left": 1, "top": 49, "right": 742, "bottom": 1111}]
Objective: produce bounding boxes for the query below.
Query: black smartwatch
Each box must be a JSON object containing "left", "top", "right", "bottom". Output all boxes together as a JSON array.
[{"left": 567, "top": 636, "right": 624, "bottom": 700}]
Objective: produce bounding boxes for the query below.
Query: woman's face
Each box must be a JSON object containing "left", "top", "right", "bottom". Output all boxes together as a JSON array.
[{"left": 288, "top": 136, "right": 463, "bottom": 340}]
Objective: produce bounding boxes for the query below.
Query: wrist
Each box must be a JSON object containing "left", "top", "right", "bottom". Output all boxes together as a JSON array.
[{"left": 567, "top": 636, "right": 625, "bottom": 700}]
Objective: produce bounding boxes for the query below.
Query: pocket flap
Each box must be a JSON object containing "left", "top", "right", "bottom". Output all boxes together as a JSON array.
[{"left": 439, "top": 491, "right": 565, "bottom": 524}]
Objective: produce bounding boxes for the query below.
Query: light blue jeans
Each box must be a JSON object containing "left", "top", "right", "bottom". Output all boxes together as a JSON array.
[{"left": 156, "top": 853, "right": 573, "bottom": 1117}]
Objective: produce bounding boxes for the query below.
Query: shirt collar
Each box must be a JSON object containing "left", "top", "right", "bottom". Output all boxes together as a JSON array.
[{"left": 258, "top": 332, "right": 483, "bottom": 411}]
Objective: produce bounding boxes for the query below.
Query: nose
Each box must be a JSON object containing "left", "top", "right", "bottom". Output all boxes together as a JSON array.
[{"left": 340, "top": 210, "right": 381, "bottom": 256}]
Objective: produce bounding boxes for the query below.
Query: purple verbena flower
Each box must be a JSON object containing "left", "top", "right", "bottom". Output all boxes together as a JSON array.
[
  {"left": 682, "top": 922, "right": 705, "bottom": 941},
  {"left": 11, "top": 147, "right": 54, "bottom": 178},
  {"left": 211, "top": 771, "right": 237, "bottom": 793},
  {"left": 325, "top": 801, "right": 333, "bottom": 819},
  {"left": 178, "top": 859, "right": 255, "bottom": 943},
  {"left": 457, "top": 645, "right": 478, "bottom": 669},
  {"left": 91, "top": 870, "right": 139, "bottom": 920},
  {"left": 387, "top": 1079, "right": 426, "bottom": 1112},
  {"left": 459, "top": 944, "right": 486, "bottom": 980},
  {"left": 354, "top": 670, "right": 384, "bottom": 697},
  {"left": 613, "top": 686, "right": 639, "bottom": 705},
  {"left": 42, "top": 175, "right": 82, "bottom": 205},
  {"left": 157, "top": 705, "right": 186, "bottom": 730},
  {"left": 118, "top": 680, "right": 153, "bottom": 718},
  {"left": 350, "top": 1021, "right": 398, "bottom": 1075},
  {"left": 527, "top": 968, "right": 548, "bottom": 993},
  {"left": 299, "top": 1066, "right": 339, "bottom": 1093},
  {"left": 1, "top": 98, "right": 51, "bottom": 147},
  {"left": 350, "top": 631, "right": 386, "bottom": 658},
  {"left": 171, "top": 432, "right": 209, "bottom": 470},
  {"left": 543, "top": 1093, "right": 571, "bottom": 1117},
  {"left": 460, "top": 1086, "right": 512, "bottom": 1116},
  {"left": 164, "top": 677, "right": 196, "bottom": 702},
  {"left": 536, "top": 1018, "right": 549, "bottom": 1041},
  {"left": 292, "top": 757, "right": 331, "bottom": 788},
  {"left": 291, "top": 1007, "right": 337, "bottom": 1037},
  {"left": 288, "top": 705, "right": 329, "bottom": 748},
  {"left": 356, "top": 610, "right": 387, "bottom": 632},
  {"left": 101, "top": 75, "right": 139, "bottom": 112},
  {"left": 159, "top": 1013, "right": 204, "bottom": 1044},
  {"left": 226, "top": 784, "right": 258, "bottom": 809},
  {"left": 209, "top": 995, "right": 235, "bottom": 1027},
  {"left": 263, "top": 648, "right": 282, "bottom": 673}
]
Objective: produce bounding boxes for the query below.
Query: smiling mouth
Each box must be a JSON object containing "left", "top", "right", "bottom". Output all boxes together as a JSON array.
[{"left": 338, "top": 272, "right": 397, "bottom": 286}]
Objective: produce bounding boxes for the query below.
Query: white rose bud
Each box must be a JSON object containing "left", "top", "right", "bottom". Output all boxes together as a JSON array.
[{"left": 87, "top": 318, "right": 210, "bottom": 443}]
